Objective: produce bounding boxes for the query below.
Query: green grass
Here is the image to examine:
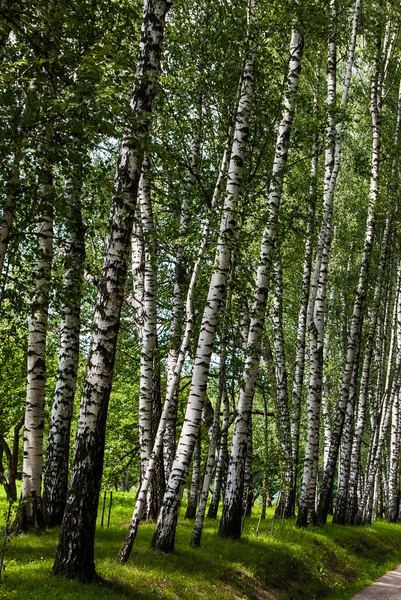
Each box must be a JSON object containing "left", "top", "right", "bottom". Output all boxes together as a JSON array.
[{"left": 2, "top": 490, "right": 401, "bottom": 600}]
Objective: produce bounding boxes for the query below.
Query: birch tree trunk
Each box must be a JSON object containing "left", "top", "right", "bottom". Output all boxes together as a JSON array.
[
  {"left": 271, "top": 251, "right": 294, "bottom": 517},
  {"left": 185, "top": 435, "right": 201, "bottom": 519},
  {"left": 357, "top": 269, "right": 401, "bottom": 524},
  {"left": 291, "top": 80, "right": 319, "bottom": 497},
  {"left": 318, "top": 16, "right": 380, "bottom": 525},
  {"left": 164, "top": 97, "right": 201, "bottom": 479},
  {"left": 297, "top": 0, "right": 360, "bottom": 527},
  {"left": 151, "top": 4, "right": 255, "bottom": 552},
  {"left": 219, "top": 26, "right": 303, "bottom": 539},
  {"left": 191, "top": 323, "right": 227, "bottom": 545},
  {"left": 52, "top": 0, "right": 170, "bottom": 582},
  {"left": 387, "top": 386, "right": 401, "bottom": 521},
  {"left": 117, "top": 119, "right": 233, "bottom": 565},
  {"left": 346, "top": 219, "right": 391, "bottom": 524},
  {"left": 43, "top": 172, "right": 85, "bottom": 527},
  {"left": 207, "top": 386, "right": 230, "bottom": 519},
  {"left": 137, "top": 167, "right": 158, "bottom": 499},
  {"left": 19, "top": 173, "right": 54, "bottom": 531}
]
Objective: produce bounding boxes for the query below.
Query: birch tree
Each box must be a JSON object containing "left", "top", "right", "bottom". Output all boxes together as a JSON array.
[
  {"left": 150, "top": 1, "right": 256, "bottom": 552},
  {"left": 18, "top": 168, "right": 54, "bottom": 531},
  {"left": 43, "top": 169, "right": 85, "bottom": 527},
  {"left": 297, "top": 0, "right": 360, "bottom": 527},
  {"left": 52, "top": 0, "right": 171, "bottom": 581},
  {"left": 219, "top": 25, "right": 304, "bottom": 539}
]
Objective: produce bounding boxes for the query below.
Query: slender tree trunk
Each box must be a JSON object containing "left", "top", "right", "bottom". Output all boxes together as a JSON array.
[
  {"left": 43, "top": 172, "right": 85, "bottom": 527},
  {"left": 357, "top": 266, "right": 401, "bottom": 524},
  {"left": 271, "top": 251, "right": 294, "bottom": 517},
  {"left": 318, "top": 13, "right": 379, "bottom": 524},
  {"left": 190, "top": 303, "right": 229, "bottom": 545},
  {"left": 207, "top": 387, "right": 230, "bottom": 519},
  {"left": 164, "top": 96, "right": 201, "bottom": 479},
  {"left": 291, "top": 78, "right": 319, "bottom": 500},
  {"left": 151, "top": 4, "right": 255, "bottom": 552},
  {"left": 297, "top": 0, "right": 360, "bottom": 527},
  {"left": 52, "top": 0, "right": 170, "bottom": 581},
  {"left": 387, "top": 385, "right": 400, "bottom": 522},
  {"left": 0, "top": 418, "right": 24, "bottom": 502},
  {"left": 15, "top": 138, "right": 54, "bottom": 531},
  {"left": 137, "top": 167, "right": 158, "bottom": 497},
  {"left": 219, "top": 26, "right": 303, "bottom": 540},
  {"left": 117, "top": 119, "right": 233, "bottom": 564},
  {"left": 185, "top": 435, "right": 201, "bottom": 519},
  {"left": 346, "top": 219, "right": 392, "bottom": 524}
]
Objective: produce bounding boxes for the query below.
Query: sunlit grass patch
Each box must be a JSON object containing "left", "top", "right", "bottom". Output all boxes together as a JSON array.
[{"left": 2, "top": 487, "right": 401, "bottom": 600}]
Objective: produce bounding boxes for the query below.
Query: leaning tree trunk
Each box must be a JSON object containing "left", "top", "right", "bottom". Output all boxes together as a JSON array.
[
  {"left": 151, "top": 4, "right": 255, "bottom": 552},
  {"left": 116, "top": 120, "right": 233, "bottom": 564},
  {"left": 219, "top": 25, "right": 303, "bottom": 540},
  {"left": 52, "top": 0, "right": 170, "bottom": 582},
  {"left": 191, "top": 318, "right": 228, "bottom": 545},
  {"left": 43, "top": 172, "right": 85, "bottom": 528},
  {"left": 164, "top": 95, "right": 201, "bottom": 480}
]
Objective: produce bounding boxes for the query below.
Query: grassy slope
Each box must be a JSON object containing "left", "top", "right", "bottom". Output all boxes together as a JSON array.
[{"left": 1, "top": 491, "right": 401, "bottom": 600}]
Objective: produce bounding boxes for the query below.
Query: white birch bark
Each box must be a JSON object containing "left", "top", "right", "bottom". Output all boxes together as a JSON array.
[
  {"left": 219, "top": 26, "right": 304, "bottom": 538},
  {"left": 137, "top": 168, "right": 157, "bottom": 488},
  {"left": 43, "top": 173, "right": 85, "bottom": 527},
  {"left": 185, "top": 435, "right": 201, "bottom": 519},
  {"left": 357, "top": 271, "right": 401, "bottom": 524},
  {"left": 291, "top": 69, "right": 320, "bottom": 494},
  {"left": 207, "top": 386, "right": 230, "bottom": 519},
  {"left": 387, "top": 386, "right": 401, "bottom": 521},
  {"left": 131, "top": 206, "right": 145, "bottom": 338},
  {"left": 53, "top": 0, "right": 170, "bottom": 582},
  {"left": 21, "top": 200, "right": 53, "bottom": 529},
  {"left": 320, "top": 27, "right": 380, "bottom": 524},
  {"left": 271, "top": 250, "right": 294, "bottom": 517},
  {"left": 117, "top": 119, "right": 233, "bottom": 564},
  {"left": 151, "top": 3, "right": 255, "bottom": 551},
  {"left": 164, "top": 96, "right": 201, "bottom": 479},
  {"left": 346, "top": 219, "right": 391, "bottom": 524},
  {"left": 297, "top": 0, "right": 361, "bottom": 527}
]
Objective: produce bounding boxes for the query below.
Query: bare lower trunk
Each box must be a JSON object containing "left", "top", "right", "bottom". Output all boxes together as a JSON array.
[
  {"left": 185, "top": 435, "right": 201, "bottom": 519},
  {"left": 272, "top": 252, "right": 294, "bottom": 518},
  {"left": 43, "top": 174, "right": 85, "bottom": 527},
  {"left": 18, "top": 150, "right": 54, "bottom": 531}
]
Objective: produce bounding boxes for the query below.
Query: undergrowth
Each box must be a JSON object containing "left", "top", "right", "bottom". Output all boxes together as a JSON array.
[{"left": 1, "top": 489, "right": 401, "bottom": 600}]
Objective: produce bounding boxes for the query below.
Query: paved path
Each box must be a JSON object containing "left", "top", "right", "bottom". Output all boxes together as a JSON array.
[{"left": 349, "top": 565, "right": 401, "bottom": 599}]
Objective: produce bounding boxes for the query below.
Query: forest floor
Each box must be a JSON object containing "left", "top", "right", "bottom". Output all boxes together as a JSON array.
[{"left": 2, "top": 491, "right": 401, "bottom": 600}]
